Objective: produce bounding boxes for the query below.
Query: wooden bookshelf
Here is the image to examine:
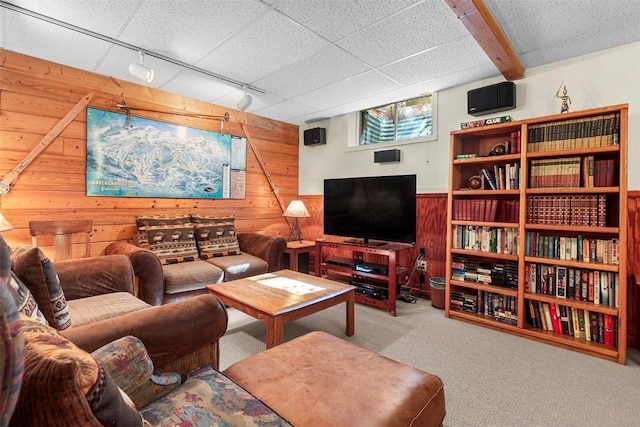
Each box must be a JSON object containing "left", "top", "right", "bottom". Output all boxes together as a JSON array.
[{"left": 445, "top": 105, "right": 628, "bottom": 363}]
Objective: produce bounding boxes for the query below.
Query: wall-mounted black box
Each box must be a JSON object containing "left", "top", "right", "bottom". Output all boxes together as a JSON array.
[
  {"left": 467, "top": 81, "right": 516, "bottom": 116},
  {"left": 303, "top": 127, "right": 326, "bottom": 145},
  {"left": 374, "top": 149, "right": 401, "bottom": 163}
]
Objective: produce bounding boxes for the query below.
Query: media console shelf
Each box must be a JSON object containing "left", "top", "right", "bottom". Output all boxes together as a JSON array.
[{"left": 314, "top": 239, "right": 413, "bottom": 316}]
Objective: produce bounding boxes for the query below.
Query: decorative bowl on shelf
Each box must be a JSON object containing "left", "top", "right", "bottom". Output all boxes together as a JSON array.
[
  {"left": 489, "top": 143, "right": 507, "bottom": 156},
  {"left": 467, "top": 175, "right": 482, "bottom": 190}
]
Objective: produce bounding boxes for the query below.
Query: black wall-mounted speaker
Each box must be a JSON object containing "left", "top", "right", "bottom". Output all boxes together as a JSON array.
[
  {"left": 374, "top": 149, "right": 401, "bottom": 163},
  {"left": 303, "top": 127, "right": 326, "bottom": 145},
  {"left": 467, "top": 81, "right": 516, "bottom": 116}
]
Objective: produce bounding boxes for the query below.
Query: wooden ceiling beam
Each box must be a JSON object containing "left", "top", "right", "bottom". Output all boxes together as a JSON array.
[{"left": 445, "top": 0, "right": 524, "bottom": 80}]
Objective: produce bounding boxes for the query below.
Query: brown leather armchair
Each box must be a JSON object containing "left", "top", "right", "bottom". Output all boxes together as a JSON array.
[{"left": 9, "top": 240, "right": 228, "bottom": 376}]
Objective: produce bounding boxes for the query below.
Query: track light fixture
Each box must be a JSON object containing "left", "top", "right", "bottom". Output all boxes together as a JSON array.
[
  {"left": 237, "top": 86, "right": 253, "bottom": 111},
  {"left": 129, "top": 50, "right": 155, "bottom": 83}
]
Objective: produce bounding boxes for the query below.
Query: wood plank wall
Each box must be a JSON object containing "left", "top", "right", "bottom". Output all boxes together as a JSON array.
[
  {"left": 1, "top": 49, "right": 638, "bottom": 349},
  {"left": 0, "top": 50, "right": 299, "bottom": 256}
]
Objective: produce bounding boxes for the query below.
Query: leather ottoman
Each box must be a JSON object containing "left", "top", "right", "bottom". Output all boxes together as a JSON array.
[{"left": 223, "top": 331, "right": 446, "bottom": 427}]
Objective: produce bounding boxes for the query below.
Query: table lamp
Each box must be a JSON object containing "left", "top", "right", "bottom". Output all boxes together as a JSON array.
[{"left": 283, "top": 200, "right": 310, "bottom": 242}]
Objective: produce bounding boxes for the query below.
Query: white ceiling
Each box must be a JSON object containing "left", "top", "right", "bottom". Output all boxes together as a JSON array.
[{"left": 2, "top": 0, "right": 640, "bottom": 126}]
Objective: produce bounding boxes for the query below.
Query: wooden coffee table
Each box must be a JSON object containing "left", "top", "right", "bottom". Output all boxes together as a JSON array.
[{"left": 207, "top": 269, "right": 355, "bottom": 349}]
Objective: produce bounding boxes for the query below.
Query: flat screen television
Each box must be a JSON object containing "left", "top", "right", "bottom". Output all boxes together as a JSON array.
[{"left": 323, "top": 174, "right": 417, "bottom": 245}]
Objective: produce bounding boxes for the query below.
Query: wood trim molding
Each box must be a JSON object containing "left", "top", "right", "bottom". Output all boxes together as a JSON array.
[{"left": 445, "top": 0, "right": 524, "bottom": 80}]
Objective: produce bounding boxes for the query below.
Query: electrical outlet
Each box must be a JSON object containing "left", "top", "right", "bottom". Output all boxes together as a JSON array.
[{"left": 416, "top": 259, "right": 427, "bottom": 272}]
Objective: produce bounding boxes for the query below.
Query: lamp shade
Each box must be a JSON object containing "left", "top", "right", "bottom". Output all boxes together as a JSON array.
[
  {"left": 129, "top": 51, "right": 154, "bottom": 83},
  {"left": 283, "top": 200, "right": 310, "bottom": 218},
  {"left": 129, "top": 62, "right": 155, "bottom": 83},
  {"left": 237, "top": 94, "right": 252, "bottom": 111},
  {"left": 0, "top": 213, "right": 13, "bottom": 232}
]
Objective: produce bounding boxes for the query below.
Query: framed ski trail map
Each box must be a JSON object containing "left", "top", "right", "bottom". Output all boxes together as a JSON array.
[{"left": 86, "top": 107, "right": 246, "bottom": 199}]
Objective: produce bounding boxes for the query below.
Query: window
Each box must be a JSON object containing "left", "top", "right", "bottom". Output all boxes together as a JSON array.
[{"left": 359, "top": 94, "right": 435, "bottom": 146}]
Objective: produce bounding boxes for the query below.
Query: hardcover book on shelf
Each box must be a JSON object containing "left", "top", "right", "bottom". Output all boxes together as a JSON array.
[
  {"left": 481, "top": 168, "right": 497, "bottom": 190},
  {"left": 556, "top": 266, "right": 567, "bottom": 298},
  {"left": 542, "top": 303, "right": 553, "bottom": 333}
]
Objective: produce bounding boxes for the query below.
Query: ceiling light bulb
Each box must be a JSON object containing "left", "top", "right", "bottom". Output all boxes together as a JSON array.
[
  {"left": 129, "top": 51, "right": 155, "bottom": 83},
  {"left": 237, "top": 86, "right": 253, "bottom": 111}
]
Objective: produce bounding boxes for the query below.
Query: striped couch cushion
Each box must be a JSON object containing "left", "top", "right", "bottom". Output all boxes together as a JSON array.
[{"left": 67, "top": 292, "right": 150, "bottom": 327}]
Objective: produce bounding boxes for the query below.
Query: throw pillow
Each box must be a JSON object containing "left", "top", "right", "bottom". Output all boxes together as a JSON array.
[
  {"left": 145, "top": 224, "right": 199, "bottom": 265},
  {"left": 191, "top": 215, "right": 240, "bottom": 258},
  {"left": 11, "top": 315, "right": 143, "bottom": 427},
  {"left": 10, "top": 246, "right": 71, "bottom": 330},
  {"left": 135, "top": 215, "right": 192, "bottom": 247},
  {"left": 5, "top": 271, "right": 48, "bottom": 325},
  {"left": 0, "top": 275, "right": 25, "bottom": 427}
]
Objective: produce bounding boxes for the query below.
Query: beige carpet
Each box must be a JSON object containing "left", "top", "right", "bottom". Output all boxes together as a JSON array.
[{"left": 219, "top": 299, "right": 640, "bottom": 427}]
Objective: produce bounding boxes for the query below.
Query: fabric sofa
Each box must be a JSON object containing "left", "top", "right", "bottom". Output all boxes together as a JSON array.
[{"left": 106, "top": 214, "right": 287, "bottom": 305}]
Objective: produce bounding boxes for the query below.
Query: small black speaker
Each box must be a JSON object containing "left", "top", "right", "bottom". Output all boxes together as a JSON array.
[
  {"left": 467, "top": 81, "right": 516, "bottom": 116},
  {"left": 303, "top": 127, "right": 326, "bottom": 145},
  {"left": 374, "top": 149, "right": 401, "bottom": 163}
]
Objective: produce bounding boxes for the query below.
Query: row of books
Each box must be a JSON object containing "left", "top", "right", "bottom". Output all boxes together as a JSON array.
[
  {"left": 528, "top": 156, "right": 617, "bottom": 189},
  {"left": 479, "top": 292, "right": 518, "bottom": 325},
  {"left": 525, "top": 195, "right": 607, "bottom": 227},
  {"left": 450, "top": 290, "right": 518, "bottom": 326},
  {"left": 526, "top": 113, "right": 620, "bottom": 152},
  {"left": 587, "top": 158, "right": 617, "bottom": 187},
  {"left": 452, "top": 199, "right": 519, "bottom": 223},
  {"left": 451, "top": 256, "right": 518, "bottom": 289},
  {"left": 526, "top": 301, "right": 617, "bottom": 348},
  {"left": 525, "top": 263, "right": 619, "bottom": 307},
  {"left": 452, "top": 225, "right": 519, "bottom": 255},
  {"left": 481, "top": 163, "right": 520, "bottom": 190},
  {"left": 450, "top": 290, "right": 478, "bottom": 313},
  {"left": 525, "top": 232, "right": 619, "bottom": 265},
  {"left": 529, "top": 156, "right": 581, "bottom": 188}
]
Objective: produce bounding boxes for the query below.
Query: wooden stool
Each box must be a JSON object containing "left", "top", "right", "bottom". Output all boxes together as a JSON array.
[{"left": 29, "top": 219, "right": 93, "bottom": 261}]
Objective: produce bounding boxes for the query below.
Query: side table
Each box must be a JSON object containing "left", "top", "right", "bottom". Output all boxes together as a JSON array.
[{"left": 283, "top": 240, "right": 315, "bottom": 273}]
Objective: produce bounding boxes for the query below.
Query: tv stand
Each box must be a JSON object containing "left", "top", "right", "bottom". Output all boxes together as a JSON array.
[{"left": 315, "top": 240, "right": 413, "bottom": 316}]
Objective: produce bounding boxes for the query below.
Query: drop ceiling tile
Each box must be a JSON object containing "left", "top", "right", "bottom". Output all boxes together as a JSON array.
[
  {"left": 4, "top": 11, "right": 112, "bottom": 71},
  {"left": 151, "top": 66, "right": 235, "bottom": 100},
  {"left": 337, "top": 0, "right": 467, "bottom": 68},
  {"left": 6, "top": 0, "right": 137, "bottom": 37},
  {"left": 254, "top": 99, "right": 319, "bottom": 124},
  {"left": 271, "top": 0, "right": 419, "bottom": 42},
  {"left": 119, "top": 0, "right": 269, "bottom": 63},
  {"left": 196, "top": 9, "right": 329, "bottom": 84},
  {"left": 380, "top": 36, "right": 494, "bottom": 86},
  {"left": 253, "top": 45, "right": 370, "bottom": 99},
  {"left": 484, "top": 0, "right": 560, "bottom": 24},
  {"left": 293, "top": 70, "right": 402, "bottom": 110}
]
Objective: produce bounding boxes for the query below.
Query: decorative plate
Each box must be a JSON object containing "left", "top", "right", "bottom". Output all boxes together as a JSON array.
[{"left": 468, "top": 175, "right": 482, "bottom": 190}]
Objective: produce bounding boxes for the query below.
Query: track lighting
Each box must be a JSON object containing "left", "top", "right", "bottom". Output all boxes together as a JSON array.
[
  {"left": 129, "top": 50, "right": 154, "bottom": 83},
  {"left": 237, "top": 86, "right": 253, "bottom": 111}
]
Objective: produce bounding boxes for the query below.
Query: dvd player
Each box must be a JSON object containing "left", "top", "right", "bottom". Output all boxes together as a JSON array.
[
  {"left": 325, "top": 257, "right": 362, "bottom": 269},
  {"left": 355, "top": 262, "right": 388, "bottom": 275}
]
